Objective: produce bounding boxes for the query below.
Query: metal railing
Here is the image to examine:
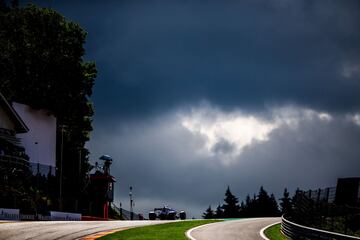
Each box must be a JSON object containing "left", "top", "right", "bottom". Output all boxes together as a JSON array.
[
  {"left": 0, "top": 154, "right": 30, "bottom": 169},
  {"left": 282, "top": 215, "right": 360, "bottom": 240},
  {"left": 304, "top": 187, "right": 337, "bottom": 203},
  {"left": 111, "top": 203, "right": 142, "bottom": 220},
  {"left": 290, "top": 188, "right": 360, "bottom": 236}
]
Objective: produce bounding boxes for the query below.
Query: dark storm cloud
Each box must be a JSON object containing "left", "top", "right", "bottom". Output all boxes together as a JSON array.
[
  {"left": 88, "top": 108, "right": 360, "bottom": 217},
  {"left": 27, "top": 0, "right": 360, "bottom": 217},
  {"left": 33, "top": 0, "right": 360, "bottom": 119}
]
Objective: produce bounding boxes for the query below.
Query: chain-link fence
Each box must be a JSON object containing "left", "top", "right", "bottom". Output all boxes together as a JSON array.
[
  {"left": 111, "top": 203, "right": 143, "bottom": 220},
  {"left": 289, "top": 188, "right": 360, "bottom": 237}
]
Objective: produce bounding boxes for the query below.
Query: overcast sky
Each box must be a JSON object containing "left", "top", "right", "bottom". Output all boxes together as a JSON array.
[{"left": 32, "top": 0, "right": 360, "bottom": 218}]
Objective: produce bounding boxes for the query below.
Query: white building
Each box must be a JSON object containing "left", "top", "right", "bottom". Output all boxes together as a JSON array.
[{"left": 12, "top": 102, "right": 57, "bottom": 176}]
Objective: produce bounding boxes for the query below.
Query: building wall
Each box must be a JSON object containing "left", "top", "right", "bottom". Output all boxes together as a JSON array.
[
  {"left": 0, "top": 105, "right": 16, "bottom": 130},
  {"left": 12, "top": 102, "right": 57, "bottom": 169}
]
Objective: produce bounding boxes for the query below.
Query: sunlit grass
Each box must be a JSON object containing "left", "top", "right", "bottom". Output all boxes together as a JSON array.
[
  {"left": 264, "top": 223, "right": 288, "bottom": 240},
  {"left": 99, "top": 220, "right": 221, "bottom": 240}
]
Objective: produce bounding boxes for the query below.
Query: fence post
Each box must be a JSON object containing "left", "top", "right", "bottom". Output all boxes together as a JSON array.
[
  {"left": 344, "top": 206, "right": 348, "bottom": 235},
  {"left": 326, "top": 188, "right": 330, "bottom": 203},
  {"left": 120, "top": 202, "right": 123, "bottom": 220}
]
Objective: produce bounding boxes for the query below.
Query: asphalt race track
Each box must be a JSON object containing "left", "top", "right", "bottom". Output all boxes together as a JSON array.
[
  {"left": 0, "top": 220, "right": 171, "bottom": 240},
  {"left": 0, "top": 218, "right": 280, "bottom": 240},
  {"left": 189, "top": 217, "right": 281, "bottom": 240}
]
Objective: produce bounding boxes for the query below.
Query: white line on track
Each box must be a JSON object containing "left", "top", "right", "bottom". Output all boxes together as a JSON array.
[
  {"left": 186, "top": 221, "right": 223, "bottom": 240},
  {"left": 259, "top": 221, "right": 281, "bottom": 240}
]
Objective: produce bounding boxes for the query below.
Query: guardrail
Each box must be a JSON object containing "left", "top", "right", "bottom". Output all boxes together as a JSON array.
[{"left": 281, "top": 215, "right": 360, "bottom": 240}]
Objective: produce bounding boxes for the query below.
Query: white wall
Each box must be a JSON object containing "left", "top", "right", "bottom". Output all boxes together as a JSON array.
[{"left": 12, "top": 102, "right": 57, "bottom": 168}]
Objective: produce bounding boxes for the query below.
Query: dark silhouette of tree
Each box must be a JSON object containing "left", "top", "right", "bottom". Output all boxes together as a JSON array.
[
  {"left": 239, "top": 194, "right": 253, "bottom": 217},
  {"left": 269, "top": 193, "right": 281, "bottom": 216},
  {"left": 280, "top": 188, "right": 292, "bottom": 215},
  {"left": 0, "top": 0, "right": 9, "bottom": 12},
  {"left": 242, "top": 186, "right": 279, "bottom": 217},
  {"left": 222, "top": 186, "right": 240, "bottom": 218},
  {"left": 0, "top": 2, "right": 97, "bottom": 212},
  {"left": 255, "top": 186, "right": 269, "bottom": 216},
  {"left": 215, "top": 204, "right": 223, "bottom": 218},
  {"left": 10, "top": 0, "right": 19, "bottom": 8},
  {"left": 202, "top": 205, "right": 215, "bottom": 219},
  {"left": 207, "top": 186, "right": 284, "bottom": 219},
  {"left": 256, "top": 186, "right": 280, "bottom": 217},
  {"left": 239, "top": 201, "right": 245, "bottom": 217},
  {"left": 291, "top": 188, "right": 305, "bottom": 222}
]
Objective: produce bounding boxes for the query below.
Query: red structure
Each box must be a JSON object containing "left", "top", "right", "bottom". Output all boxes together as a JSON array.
[{"left": 88, "top": 155, "right": 115, "bottom": 219}]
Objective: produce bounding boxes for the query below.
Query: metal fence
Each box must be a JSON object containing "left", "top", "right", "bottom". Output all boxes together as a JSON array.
[
  {"left": 282, "top": 215, "right": 360, "bottom": 240},
  {"left": 111, "top": 203, "right": 143, "bottom": 220},
  {"left": 304, "top": 187, "right": 337, "bottom": 203},
  {"left": 0, "top": 155, "right": 30, "bottom": 169},
  {"left": 286, "top": 188, "right": 360, "bottom": 238}
]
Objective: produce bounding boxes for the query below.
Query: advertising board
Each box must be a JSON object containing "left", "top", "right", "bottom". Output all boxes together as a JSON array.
[
  {"left": 0, "top": 208, "right": 20, "bottom": 220},
  {"left": 50, "top": 211, "right": 81, "bottom": 221}
]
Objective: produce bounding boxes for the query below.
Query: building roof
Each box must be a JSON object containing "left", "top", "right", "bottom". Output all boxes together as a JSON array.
[{"left": 0, "top": 93, "right": 29, "bottom": 133}]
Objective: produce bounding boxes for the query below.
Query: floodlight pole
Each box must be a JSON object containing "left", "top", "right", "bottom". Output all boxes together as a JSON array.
[
  {"left": 75, "top": 148, "right": 81, "bottom": 212},
  {"left": 129, "top": 186, "right": 133, "bottom": 220},
  {"left": 59, "top": 125, "right": 64, "bottom": 211},
  {"left": 120, "top": 202, "right": 123, "bottom": 219}
]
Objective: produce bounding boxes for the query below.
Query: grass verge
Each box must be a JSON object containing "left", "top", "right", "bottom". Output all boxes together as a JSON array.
[
  {"left": 264, "top": 223, "right": 288, "bottom": 240},
  {"left": 99, "top": 220, "right": 221, "bottom": 240}
]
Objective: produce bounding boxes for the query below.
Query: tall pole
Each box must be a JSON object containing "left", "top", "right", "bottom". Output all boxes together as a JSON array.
[
  {"left": 79, "top": 149, "right": 81, "bottom": 183},
  {"left": 35, "top": 142, "right": 39, "bottom": 190},
  {"left": 59, "top": 126, "right": 64, "bottom": 211},
  {"left": 129, "top": 186, "right": 133, "bottom": 220},
  {"left": 120, "top": 202, "right": 123, "bottom": 220},
  {"left": 76, "top": 148, "right": 81, "bottom": 212}
]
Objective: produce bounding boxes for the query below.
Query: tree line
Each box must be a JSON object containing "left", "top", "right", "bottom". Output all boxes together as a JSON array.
[
  {"left": 0, "top": 0, "right": 96, "bottom": 212},
  {"left": 202, "top": 186, "right": 293, "bottom": 219}
]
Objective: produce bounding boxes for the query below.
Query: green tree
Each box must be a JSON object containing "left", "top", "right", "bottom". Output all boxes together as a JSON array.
[
  {"left": 215, "top": 204, "right": 223, "bottom": 218},
  {"left": 269, "top": 193, "right": 280, "bottom": 216},
  {"left": 222, "top": 186, "right": 240, "bottom": 218},
  {"left": 255, "top": 186, "right": 279, "bottom": 217},
  {"left": 291, "top": 188, "right": 304, "bottom": 221},
  {"left": 0, "top": 2, "right": 97, "bottom": 212},
  {"left": 279, "top": 188, "right": 292, "bottom": 216},
  {"left": 0, "top": 0, "right": 9, "bottom": 12},
  {"left": 10, "top": 0, "right": 19, "bottom": 9},
  {"left": 240, "top": 194, "right": 256, "bottom": 217},
  {"left": 202, "top": 205, "right": 215, "bottom": 219}
]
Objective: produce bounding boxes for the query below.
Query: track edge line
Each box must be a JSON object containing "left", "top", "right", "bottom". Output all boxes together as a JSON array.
[
  {"left": 260, "top": 221, "right": 281, "bottom": 240},
  {"left": 186, "top": 221, "right": 223, "bottom": 240}
]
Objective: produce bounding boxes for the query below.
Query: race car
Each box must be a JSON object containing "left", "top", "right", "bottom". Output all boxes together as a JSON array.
[{"left": 148, "top": 206, "right": 186, "bottom": 220}]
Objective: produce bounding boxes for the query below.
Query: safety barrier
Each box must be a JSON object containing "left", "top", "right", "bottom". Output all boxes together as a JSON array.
[{"left": 281, "top": 215, "right": 360, "bottom": 240}]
